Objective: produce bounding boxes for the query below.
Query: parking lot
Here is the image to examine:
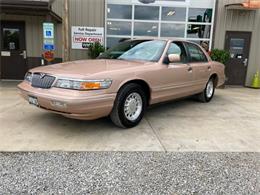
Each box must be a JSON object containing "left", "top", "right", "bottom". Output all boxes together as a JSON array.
[{"left": 0, "top": 81, "right": 259, "bottom": 152}]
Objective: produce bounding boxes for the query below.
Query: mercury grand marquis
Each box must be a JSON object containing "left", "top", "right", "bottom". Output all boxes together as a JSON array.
[{"left": 18, "top": 39, "right": 225, "bottom": 128}]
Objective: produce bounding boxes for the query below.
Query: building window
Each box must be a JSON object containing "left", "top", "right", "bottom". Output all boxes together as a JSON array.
[
  {"left": 134, "top": 6, "right": 159, "bottom": 20},
  {"left": 134, "top": 22, "right": 158, "bottom": 36},
  {"left": 107, "top": 21, "right": 131, "bottom": 36},
  {"left": 187, "top": 24, "right": 211, "bottom": 39},
  {"left": 161, "top": 7, "right": 186, "bottom": 21},
  {"left": 161, "top": 23, "right": 185, "bottom": 37},
  {"left": 229, "top": 38, "right": 245, "bottom": 58},
  {"left": 106, "top": 0, "right": 215, "bottom": 50},
  {"left": 3, "top": 28, "right": 20, "bottom": 50},
  {"left": 188, "top": 8, "right": 213, "bottom": 23},
  {"left": 107, "top": 4, "right": 132, "bottom": 19}
]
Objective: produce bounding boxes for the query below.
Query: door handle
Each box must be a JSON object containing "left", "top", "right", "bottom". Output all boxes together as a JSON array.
[
  {"left": 20, "top": 50, "right": 27, "bottom": 59},
  {"left": 208, "top": 66, "right": 211, "bottom": 71},
  {"left": 187, "top": 66, "right": 192, "bottom": 72},
  {"left": 243, "top": 58, "right": 248, "bottom": 67}
]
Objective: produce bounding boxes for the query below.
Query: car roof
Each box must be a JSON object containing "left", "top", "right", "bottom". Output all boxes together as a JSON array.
[{"left": 123, "top": 38, "right": 201, "bottom": 45}]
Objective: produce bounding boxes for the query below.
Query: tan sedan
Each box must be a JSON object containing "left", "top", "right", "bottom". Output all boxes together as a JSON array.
[{"left": 18, "top": 39, "right": 225, "bottom": 128}]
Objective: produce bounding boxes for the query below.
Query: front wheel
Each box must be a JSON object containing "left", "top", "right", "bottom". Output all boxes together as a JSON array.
[
  {"left": 110, "top": 83, "right": 147, "bottom": 128},
  {"left": 197, "top": 78, "right": 215, "bottom": 103}
]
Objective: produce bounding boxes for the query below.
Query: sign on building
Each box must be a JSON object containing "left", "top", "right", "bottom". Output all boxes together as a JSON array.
[
  {"left": 43, "top": 39, "right": 55, "bottom": 50},
  {"left": 43, "top": 22, "right": 55, "bottom": 51},
  {"left": 43, "top": 51, "right": 54, "bottom": 62},
  {"left": 43, "top": 23, "right": 54, "bottom": 39},
  {"left": 71, "top": 26, "right": 104, "bottom": 49}
]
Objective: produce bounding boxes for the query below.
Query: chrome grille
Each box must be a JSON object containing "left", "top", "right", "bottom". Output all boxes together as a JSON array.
[{"left": 31, "top": 73, "right": 56, "bottom": 89}]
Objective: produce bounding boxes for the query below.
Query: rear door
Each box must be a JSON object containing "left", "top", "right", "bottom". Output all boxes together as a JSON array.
[
  {"left": 0, "top": 21, "right": 27, "bottom": 80},
  {"left": 185, "top": 42, "right": 211, "bottom": 92}
]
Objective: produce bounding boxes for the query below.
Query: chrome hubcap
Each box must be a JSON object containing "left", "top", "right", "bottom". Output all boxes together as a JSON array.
[
  {"left": 206, "top": 80, "right": 214, "bottom": 98},
  {"left": 124, "top": 92, "right": 143, "bottom": 121}
]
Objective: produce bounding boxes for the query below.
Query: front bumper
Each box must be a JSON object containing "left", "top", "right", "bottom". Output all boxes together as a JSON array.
[{"left": 18, "top": 81, "right": 116, "bottom": 120}]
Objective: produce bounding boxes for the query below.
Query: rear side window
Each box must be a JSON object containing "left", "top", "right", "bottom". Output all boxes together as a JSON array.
[{"left": 186, "top": 43, "right": 208, "bottom": 62}]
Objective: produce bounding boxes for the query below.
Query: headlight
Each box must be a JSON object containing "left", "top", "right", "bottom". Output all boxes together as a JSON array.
[
  {"left": 24, "top": 72, "right": 32, "bottom": 83},
  {"left": 54, "top": 79, "right": 112, "bottom": 90}
]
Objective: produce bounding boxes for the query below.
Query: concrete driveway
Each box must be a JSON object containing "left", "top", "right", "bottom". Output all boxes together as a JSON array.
[{"left": 0, "top": 81, "right": 259, "bottom": 152}]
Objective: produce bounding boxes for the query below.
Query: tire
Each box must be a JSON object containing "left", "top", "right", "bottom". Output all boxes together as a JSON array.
[
  {"left": 110, "top": 83, "right": 147, "bottom": 128},
  {"left": 197, "top": 78, "right": 215, "bottom": 103}
]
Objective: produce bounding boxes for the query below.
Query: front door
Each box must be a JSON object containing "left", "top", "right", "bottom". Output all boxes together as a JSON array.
[
  {"left": 224, "top": 31, "right": 251, "bottom": 85},
  {"left": 160, "top": 41, "right": 194, "bottom": 99},
  {"left": 0, "top": 21, "right": 26, "bottom": 80}
]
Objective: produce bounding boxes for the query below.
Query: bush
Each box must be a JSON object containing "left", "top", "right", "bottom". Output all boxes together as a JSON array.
[
  {"left": 210, "top": 49, "right": 230, "bottom": 65},
  {"left": 88, "top": 42, "right": 105, "bottom": 59}
]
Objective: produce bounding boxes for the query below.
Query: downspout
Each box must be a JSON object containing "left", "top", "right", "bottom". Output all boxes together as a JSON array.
[{"left": 211, "top": 0, "right": 219, "bottom": 50}]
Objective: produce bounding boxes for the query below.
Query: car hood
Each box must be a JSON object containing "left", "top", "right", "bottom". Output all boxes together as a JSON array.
[{"left": 31, "top": 59, "right": 148, "bottom": 78}]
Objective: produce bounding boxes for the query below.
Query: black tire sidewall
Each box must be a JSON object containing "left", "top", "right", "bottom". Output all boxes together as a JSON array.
[{"left": 117, "top": 84, "right": 147, "bottom": 128}]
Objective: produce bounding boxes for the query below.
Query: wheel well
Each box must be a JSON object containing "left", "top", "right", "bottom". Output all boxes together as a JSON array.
[
  {"left": 210, "top": 74, "right": 218, "bottom": 87},
  {"left": 120, "top": 80, "right": 151, "bottom": 104}
]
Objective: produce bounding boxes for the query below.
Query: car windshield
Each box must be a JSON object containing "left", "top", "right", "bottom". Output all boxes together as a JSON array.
[{"left": 99, "top": 40, "right": 166, "bottom": 62}]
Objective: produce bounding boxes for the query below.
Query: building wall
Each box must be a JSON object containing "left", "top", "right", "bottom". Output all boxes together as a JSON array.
[
  {"left": 52, "top": 0, "right": 105, "bottom": 61},
  {"left": 214, "top": 0, "right": 260, "bottom": 86},
  {"left": 1, "top": 0, "right": 105, "bottom": 62},
  {"left": 1, "top": 14, "right": 62, "bottom": 58},
  {"left": 3, "top": 0, "right": 258, "bottom": 85},
  {"left": 1, "top": 14, "right": 62, "bottom": 71}
]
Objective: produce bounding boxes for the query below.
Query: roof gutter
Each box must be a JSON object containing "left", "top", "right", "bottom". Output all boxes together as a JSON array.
[{"left": 0, "top": 0, "right": 62, "bottom": 23}]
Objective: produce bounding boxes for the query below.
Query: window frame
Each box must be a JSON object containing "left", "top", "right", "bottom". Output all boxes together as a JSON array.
[{"left": 166, "top": 41, "right": 189, "bottom": 64}]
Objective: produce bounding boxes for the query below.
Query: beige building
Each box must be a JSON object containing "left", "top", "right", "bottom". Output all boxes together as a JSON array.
[
  {"left": 0, "top": 0, "right": 259, "bottom": 87},
  {"left": 214, "top": 0, "right": 260, "bottom": 86}
]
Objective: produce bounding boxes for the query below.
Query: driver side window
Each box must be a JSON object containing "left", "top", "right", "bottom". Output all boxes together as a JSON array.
[{"left": 167, "top": 42, "right": 187, "bottom": 63}]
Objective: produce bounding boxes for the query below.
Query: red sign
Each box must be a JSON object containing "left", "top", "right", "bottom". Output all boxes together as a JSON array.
[
  {"left": 43, "top": 51, "right": 54, "bottom": 62},
  {"left": 73, "top": 36, "right": 102, "bottom": 43}
]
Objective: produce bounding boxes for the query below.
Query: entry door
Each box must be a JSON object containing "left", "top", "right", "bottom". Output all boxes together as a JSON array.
[
  {"left": 0, "top": 21, "right": 26, "bottom": 80},
  {"left": 224, "top": 31, "right": 251, "bottom": 85}
]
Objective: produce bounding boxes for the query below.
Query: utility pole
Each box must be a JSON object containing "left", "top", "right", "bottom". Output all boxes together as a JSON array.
[{"left": 62, "top": 0, "right": 69, "bottom": 62}]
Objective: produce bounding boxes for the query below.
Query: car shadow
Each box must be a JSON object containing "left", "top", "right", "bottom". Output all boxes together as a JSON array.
[
  {"left": 30, "top": 94, "right": 226, "bottom": 134},
  {"left": 147, "top": 95, "right": 220, "bottom": 111}
]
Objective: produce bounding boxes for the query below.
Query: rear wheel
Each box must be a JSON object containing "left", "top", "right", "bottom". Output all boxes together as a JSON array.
[
  {"left": 110, "top": 83, "right": 147, "bottom": 128},
  {"left": 197, "top": 78, "right": 215, "bottom": 103}
]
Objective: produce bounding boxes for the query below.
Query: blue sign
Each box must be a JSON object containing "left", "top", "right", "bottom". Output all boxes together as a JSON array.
[
  {"left": 43, "top": 23, "right": 54, "bottom": 39},
  {"left": 43, "top": 44, "right": 55, "bottom": 51},
  {"left": 46, "top": 31, "right": 52, "bottom": 37}
]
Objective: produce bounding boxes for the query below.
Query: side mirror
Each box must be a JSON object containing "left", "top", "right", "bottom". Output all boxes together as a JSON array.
[{"left": 168, "top": 54, "right": 181, "bottom": 63}]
